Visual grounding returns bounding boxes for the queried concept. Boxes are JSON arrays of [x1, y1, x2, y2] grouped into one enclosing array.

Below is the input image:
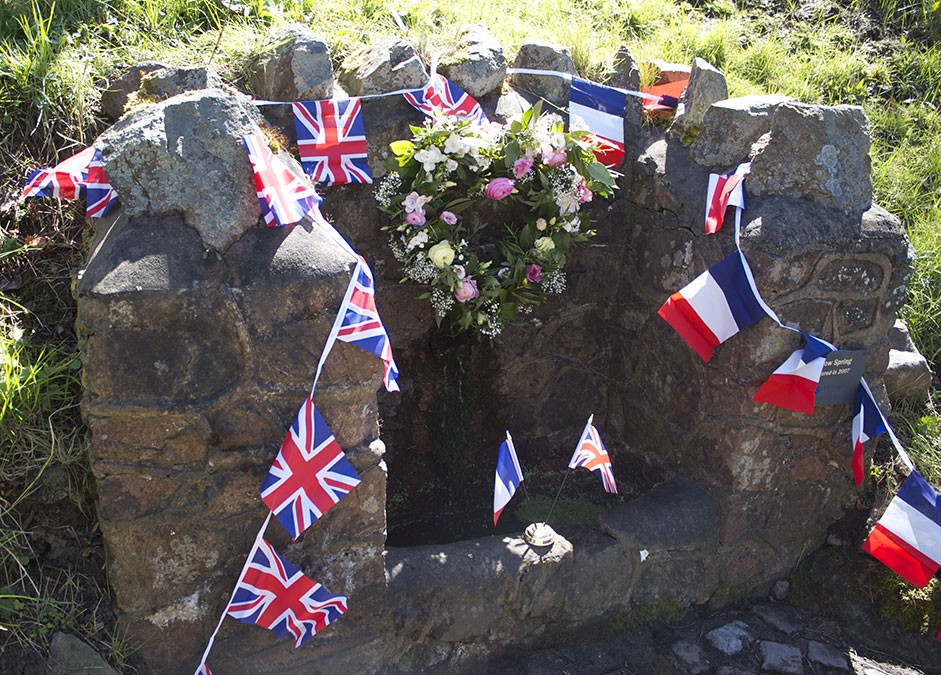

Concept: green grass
[[2, 0, 941, 666]]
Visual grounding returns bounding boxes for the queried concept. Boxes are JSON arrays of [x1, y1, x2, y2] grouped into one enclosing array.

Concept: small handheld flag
[[569, 415, 617, 494], [23, 145, 119, 218], [851, 384, 888, 488], [493, 431, 524, 525], [862, 470, 941, 587], [568, 77, 628, 168], [292, 99, 372, 186], [752, 333, 833, 415], [226, 537, 348, 647], [658, 252, 768, 362]]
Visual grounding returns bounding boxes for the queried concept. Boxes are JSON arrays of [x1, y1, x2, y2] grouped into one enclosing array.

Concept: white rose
[[535, 218, 548, 231], [534, 237, 555, 254], [428, 240, 456, 268]]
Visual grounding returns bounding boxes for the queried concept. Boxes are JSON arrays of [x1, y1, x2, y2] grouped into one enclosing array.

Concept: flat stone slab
[[759, 640, 804, 674], [807, 640, 849, 670], [706, 620, 753, 656]]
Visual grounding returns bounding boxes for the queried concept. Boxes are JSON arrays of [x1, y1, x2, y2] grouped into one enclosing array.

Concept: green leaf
[[586, 161, 615, 188], [390, 140, 414, 156]]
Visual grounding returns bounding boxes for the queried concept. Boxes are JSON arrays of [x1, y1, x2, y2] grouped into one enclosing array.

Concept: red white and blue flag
[[640, 78, 687, 110], [658, 252, 768, 362], [23, 145, 119, 218], [752, 333, 833, 415], [292, 99, 372, 186], [851, 384, 888, 488], [334, 256, 400, 392], [705, 163, 749, 234], [493, 431, 524, 526], [226, 537, 347, 647], [404, 73, 488, 125], [84, 147, 120, 218], [862, 470, 941, 587], [194, 662, 212, 675], [260, 397, 361, 540], [569, 415, 617, 494], [569, 77, 628, 168], [242, 134, 322, 227]]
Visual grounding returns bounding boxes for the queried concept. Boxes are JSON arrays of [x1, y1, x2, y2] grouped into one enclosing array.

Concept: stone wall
[[76, 25, 912, 673]]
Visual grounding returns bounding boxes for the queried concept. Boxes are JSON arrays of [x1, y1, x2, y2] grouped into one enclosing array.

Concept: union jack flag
[[404, 73, 488, 125], [23, 145, 119, 217], [568, 415, 617, 494], [84, 147, 119, 218], [226, 537, 347, 648], [261, 397, 361, 540], [335, 256, 400, 392], [194, 662, 212, 675], [292, 99, 372, 186], [242, 134, 322, 227]]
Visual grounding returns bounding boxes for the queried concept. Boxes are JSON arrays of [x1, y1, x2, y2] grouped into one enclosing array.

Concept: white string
[[194, 512, 272, 674]]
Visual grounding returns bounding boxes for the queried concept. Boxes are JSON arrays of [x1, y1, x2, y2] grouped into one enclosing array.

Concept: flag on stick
[[851, 384, 888, 488], [226, 537, 348, 647], [242, 134, 322, 227], [569, 77, 627, 168], [261, 397, 361, 540], [404, 73, 488, 125], [569, 415, 617, 494], [292, 99, 372, 186], [493, 431, 524, 525], [752, 333, 833, 414], [862, 470, 941, 587], [657, 252, 768, 362]]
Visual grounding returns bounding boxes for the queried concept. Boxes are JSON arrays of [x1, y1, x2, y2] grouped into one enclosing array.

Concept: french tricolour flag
[[493, 431, 523, 526], [658, 252, 768, 362], [851, 384, 887, 488], [705, 163, 749, 234], [862, 470, 941, 587], [752, 333, 832, 415], [569, 77, 628, 168]]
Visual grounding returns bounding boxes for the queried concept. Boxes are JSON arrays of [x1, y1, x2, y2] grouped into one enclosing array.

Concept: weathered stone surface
[[48, 631, 118, 675], [759, 640, 804, 674], [98, 90, 264, 251], [339, 37, 427, 96], [751, 604, 800, 636], [807, 640, 849, 670], [248, 23, 334, 102], [509, 40, 576, 107], [885, 348, 932, 403], [609, 46, 645, 136], [103, 63, 226, 121], [691, 94, 792, 167], [439, 24, 506, 98], [749, 102, 872, 215], [669, 57, 728, 141], [672, 640, 710, 674], [706, 620, 753, 655], [101, 63, 224, 121]]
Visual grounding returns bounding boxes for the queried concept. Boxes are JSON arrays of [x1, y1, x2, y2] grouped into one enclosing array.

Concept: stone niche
[[77, 31, 911, 675]]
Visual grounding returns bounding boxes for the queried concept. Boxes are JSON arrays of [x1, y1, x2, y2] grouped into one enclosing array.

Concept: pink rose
[[525, 264, 542, 284], [576, 182, 593, 203], [440, 210, 457, 225], [454, 277, 480, 303], [512, 156, 534, 178], [405, 210, 426, 227], [544, 147, 568, 167], [484, 177, 515, 200]]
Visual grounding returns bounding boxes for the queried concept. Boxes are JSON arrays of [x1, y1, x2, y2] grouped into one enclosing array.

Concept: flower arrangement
[[375, 102, 617, 338]]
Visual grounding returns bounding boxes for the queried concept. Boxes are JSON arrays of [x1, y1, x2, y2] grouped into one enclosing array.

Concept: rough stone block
[[691, 94, 792, 167], [339, 37, 427, 96], [248, 24, 335, 102], [439, 24, 507, 98], [509, 41, 576, 107]]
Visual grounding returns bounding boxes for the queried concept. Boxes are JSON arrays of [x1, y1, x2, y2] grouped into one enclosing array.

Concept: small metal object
[[523, 522, 557, 547]]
